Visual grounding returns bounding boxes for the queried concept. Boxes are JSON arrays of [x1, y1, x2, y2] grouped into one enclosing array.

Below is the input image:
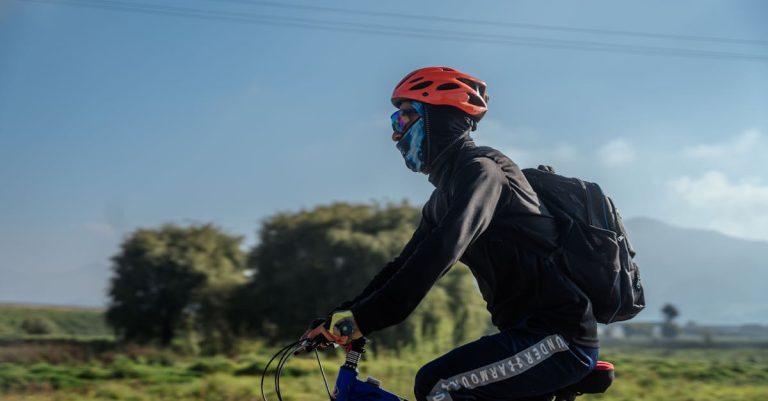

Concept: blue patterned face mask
[[395, 101, 426, 173]]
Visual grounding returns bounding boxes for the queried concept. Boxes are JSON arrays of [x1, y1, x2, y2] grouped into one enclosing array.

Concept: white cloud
[[598, 139, 635, 166], [475, 121, 768, 242], [473, 120, 582, 168], [668, 171, 768, 242], [683, 129, 764, 160]]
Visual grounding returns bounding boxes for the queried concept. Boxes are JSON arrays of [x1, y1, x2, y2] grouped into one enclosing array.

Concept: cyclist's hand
[[327, 310, 363, 346], [299, 318, 330, 348], [301, 310, 362, 348], [303, 324, 334, 343]]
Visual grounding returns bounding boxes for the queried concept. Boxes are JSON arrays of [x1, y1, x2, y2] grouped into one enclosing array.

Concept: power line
[[210, 0, 768, 47], [19, 0, 768, 62]]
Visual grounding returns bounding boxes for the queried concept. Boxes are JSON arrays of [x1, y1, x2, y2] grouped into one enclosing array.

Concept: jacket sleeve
[[351, 158, 505, 335]]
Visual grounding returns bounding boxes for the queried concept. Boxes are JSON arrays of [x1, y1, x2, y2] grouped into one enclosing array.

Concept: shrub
[[20, 317, 57, 335], [187, 356, 235, 375], [110, 355, 143, 379]]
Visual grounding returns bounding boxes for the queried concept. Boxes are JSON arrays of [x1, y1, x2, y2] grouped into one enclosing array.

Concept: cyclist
[[303, 67, 599, 401]]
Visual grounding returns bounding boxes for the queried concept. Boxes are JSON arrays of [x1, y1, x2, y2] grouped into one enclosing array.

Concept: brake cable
[[262, 340, 334, 401], [261, 341, 300, 401], [314, 348, 333, 401], [275, 343, 298, 401]]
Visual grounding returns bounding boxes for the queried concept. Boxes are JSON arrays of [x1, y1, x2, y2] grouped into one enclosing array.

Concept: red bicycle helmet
[[391, 67, 489, 121]]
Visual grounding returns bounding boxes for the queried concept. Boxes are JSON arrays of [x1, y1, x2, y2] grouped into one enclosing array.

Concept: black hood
[[422, 103, 475, 179]]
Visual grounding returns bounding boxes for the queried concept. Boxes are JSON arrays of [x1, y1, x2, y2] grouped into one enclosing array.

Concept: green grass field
[[2, 305, 767, 401], [1, 339, 767, 401], [0, 304, 111, 339]]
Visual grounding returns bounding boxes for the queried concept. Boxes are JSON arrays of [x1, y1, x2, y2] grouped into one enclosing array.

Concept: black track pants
[[413, 329, 598, 401]]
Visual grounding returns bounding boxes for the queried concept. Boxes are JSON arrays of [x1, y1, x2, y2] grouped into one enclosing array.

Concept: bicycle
[[261, 336, 615, 401]]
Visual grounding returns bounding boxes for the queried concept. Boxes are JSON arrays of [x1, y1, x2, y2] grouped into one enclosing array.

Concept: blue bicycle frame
[[332, 338, 407, 401]]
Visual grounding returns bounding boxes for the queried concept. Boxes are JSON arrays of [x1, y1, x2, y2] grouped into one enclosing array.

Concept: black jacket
[[349, 137, 598, 347]]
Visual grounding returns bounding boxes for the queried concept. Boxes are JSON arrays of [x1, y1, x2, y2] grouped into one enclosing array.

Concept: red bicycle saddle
[[511, 361, 616, 401], [556, 361, 615, 400]]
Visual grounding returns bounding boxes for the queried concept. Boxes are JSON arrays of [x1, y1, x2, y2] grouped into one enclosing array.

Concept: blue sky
[[0, 0, 766, 306]]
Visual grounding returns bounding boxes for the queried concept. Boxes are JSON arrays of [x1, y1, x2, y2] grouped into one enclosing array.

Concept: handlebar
[[294, 335, 334, 356], [294, 316, 358, 355], [263, 336, 370, 401]]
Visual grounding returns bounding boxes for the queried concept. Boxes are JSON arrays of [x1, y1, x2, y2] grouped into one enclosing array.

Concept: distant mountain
[[623, 217, 768, 325]]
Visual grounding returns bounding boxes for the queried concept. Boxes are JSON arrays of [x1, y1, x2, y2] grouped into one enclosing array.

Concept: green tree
[[234, 202, 490, 351], [106, 224, 246, 351], [661, 303, 681, 339]]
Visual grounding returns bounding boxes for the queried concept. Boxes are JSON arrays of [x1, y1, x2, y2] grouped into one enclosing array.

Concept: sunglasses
[[390, 109, 420, 134]]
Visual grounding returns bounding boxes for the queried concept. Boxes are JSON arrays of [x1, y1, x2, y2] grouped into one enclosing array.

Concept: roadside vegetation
[[3, 202, 767, 400], [0, 305, 110, 339], [1, 337, 767, 401]]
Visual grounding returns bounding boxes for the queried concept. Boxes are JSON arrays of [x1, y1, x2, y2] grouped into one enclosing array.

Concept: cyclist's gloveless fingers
[[306, 325, 337, 343]]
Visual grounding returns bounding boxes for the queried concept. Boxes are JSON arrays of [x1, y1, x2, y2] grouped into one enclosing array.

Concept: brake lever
[[294, 336, 335, 355]]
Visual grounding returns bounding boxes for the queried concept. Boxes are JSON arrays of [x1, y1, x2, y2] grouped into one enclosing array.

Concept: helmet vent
[[396, 72, 418, 88], [408, 77, 424, 84], [409, 81, 433, 90], [457, 78, 481, 93], [436, 83, 460, 91], [467, 93, 485, 107]]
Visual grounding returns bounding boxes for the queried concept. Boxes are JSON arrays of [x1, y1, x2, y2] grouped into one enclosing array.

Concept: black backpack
[[521, 165, 645, 324]]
